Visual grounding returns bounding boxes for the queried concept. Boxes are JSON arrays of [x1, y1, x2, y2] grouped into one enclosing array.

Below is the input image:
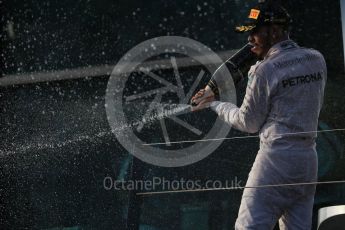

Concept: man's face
[[248, 25, 271, 59]]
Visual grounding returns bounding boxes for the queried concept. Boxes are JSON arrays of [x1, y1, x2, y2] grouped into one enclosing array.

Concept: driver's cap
[[235, 1, 291, 33]]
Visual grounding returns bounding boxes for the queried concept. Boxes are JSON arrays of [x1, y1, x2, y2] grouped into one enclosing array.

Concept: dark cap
[[235, 1, 292, 33]]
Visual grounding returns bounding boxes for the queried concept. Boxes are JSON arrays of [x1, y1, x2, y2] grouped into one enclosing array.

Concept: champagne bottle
[[192, 43, 257, 105]]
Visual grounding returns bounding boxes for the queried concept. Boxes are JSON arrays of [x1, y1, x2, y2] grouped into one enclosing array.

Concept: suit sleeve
[[210, 72, 270, 134]]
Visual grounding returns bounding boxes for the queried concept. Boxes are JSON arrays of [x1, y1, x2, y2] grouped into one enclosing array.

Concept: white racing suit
[[210, 40, 327, 229]]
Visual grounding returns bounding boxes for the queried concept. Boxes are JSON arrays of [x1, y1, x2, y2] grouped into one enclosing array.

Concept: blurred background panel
[[1, 0, 345, 230]]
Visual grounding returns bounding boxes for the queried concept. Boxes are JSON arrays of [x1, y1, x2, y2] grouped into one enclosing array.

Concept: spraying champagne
[[191, 43, 257, 107], [127, 43, 258, 123]]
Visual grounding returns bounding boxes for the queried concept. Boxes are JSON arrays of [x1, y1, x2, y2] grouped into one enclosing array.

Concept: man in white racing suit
[[191, 1, 327, 229]]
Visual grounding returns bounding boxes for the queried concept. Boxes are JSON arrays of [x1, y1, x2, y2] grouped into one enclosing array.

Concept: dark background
[[1, 0, 345, 229]]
